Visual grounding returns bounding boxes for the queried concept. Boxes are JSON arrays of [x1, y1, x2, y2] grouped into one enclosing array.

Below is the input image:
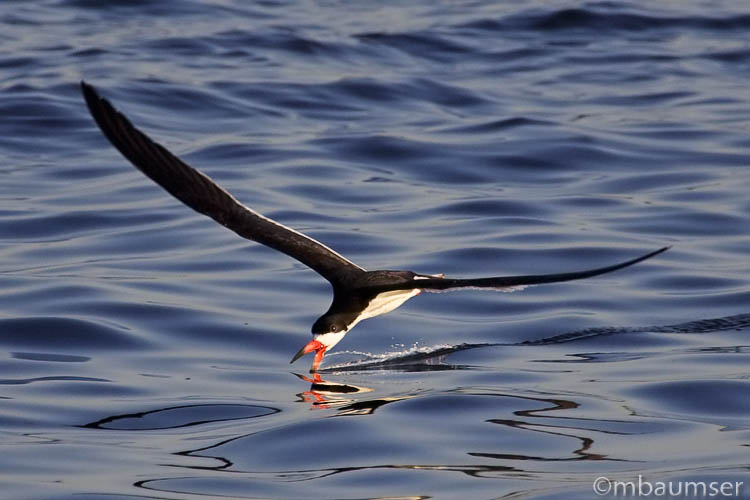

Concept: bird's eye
[[330, 325, 338, 332]]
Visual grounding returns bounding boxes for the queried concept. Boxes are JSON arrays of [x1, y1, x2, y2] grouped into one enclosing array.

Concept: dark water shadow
[[82, 403, 280, 430]]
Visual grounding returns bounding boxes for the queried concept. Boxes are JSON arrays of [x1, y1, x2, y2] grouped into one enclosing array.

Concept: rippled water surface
[[2, 1, 749, 499]]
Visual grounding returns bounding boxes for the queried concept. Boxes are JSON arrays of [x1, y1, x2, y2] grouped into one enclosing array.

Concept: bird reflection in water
[[294, 373, 413, 414]]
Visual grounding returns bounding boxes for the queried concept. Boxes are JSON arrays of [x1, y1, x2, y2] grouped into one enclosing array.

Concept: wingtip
[[80, 80, 100, 111], [637, 245, 670, 263], [80, 79, 93, 95]]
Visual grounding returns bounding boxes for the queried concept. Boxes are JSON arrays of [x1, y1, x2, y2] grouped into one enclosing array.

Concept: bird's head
[[290, 314, 351, 371]]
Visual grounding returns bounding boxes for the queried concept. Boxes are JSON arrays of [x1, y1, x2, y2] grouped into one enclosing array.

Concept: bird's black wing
[[380, 247, 669, 293], [81, 81, 365, 285]]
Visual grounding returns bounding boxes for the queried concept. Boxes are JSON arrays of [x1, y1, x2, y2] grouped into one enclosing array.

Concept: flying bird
[[81, 81, 668, 371]]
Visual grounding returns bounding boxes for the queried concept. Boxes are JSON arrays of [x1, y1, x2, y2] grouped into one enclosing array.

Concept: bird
[[80, 81, 669, 372]]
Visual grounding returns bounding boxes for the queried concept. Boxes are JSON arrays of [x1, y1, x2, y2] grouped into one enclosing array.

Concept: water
[[1, 1, 749, 499]]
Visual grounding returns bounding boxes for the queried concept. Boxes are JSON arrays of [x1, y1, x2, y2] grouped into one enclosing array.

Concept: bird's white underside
[[315, 288, 422, 350], [358, 288, 422, 322]]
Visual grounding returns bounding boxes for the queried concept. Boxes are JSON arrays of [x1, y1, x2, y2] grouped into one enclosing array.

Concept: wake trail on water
[[519, 313, 750, 346], [323, 313, 750, 372]]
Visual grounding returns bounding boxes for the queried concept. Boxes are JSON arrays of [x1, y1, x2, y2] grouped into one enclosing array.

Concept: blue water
[[1, 1, 749, 499]]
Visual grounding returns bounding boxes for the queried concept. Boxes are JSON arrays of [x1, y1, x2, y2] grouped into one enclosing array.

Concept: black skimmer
[[81, 81, 669, 372]]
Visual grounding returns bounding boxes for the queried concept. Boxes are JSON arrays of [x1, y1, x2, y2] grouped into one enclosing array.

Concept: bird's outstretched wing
[[383, 246, 669, 293], [81, 81, 365, 285]]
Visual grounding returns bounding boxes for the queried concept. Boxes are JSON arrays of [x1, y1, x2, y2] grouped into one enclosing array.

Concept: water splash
[[322, 342, 482, 372]]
